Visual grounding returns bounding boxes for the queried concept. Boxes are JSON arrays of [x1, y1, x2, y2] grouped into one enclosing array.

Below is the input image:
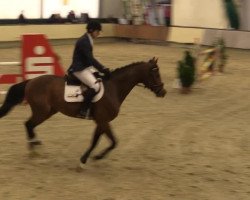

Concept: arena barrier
[[172, 37, 227, 90], [0, 34, 65, 94], [195, 37, 226, 81]]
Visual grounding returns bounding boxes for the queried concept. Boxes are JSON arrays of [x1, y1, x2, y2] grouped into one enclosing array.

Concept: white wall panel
[[0, 0, 40, 19], [99, 0, 123, 18], [172, 0, 228, 29], [0, 0, 99, 19], [43, 0, 99, 18]]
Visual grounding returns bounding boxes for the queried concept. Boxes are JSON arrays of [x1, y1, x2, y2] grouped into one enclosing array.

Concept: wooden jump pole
[[0, 62, 20, 66]]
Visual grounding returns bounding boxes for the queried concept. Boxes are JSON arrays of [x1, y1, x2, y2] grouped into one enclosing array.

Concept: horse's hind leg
[[93, 123, 117, 160], [25, 107, 56, 149]]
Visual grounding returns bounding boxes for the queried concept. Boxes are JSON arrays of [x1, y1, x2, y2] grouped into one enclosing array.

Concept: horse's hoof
[[28, 140, 42, 150], [76, 163, 85, 172], [93, 155, 103, 160], [79, 162, 85, 169], [29, 139, 42, 145]]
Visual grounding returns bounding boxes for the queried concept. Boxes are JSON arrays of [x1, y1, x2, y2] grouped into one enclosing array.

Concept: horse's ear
[[149, 57, 157, 63]]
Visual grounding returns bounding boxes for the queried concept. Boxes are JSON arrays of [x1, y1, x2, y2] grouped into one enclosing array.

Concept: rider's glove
[[101, 68, 111, 79]]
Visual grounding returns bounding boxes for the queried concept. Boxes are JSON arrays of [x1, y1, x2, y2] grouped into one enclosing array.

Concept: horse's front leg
[[80, 124, 103, 164], [93, 123, 117, 160]]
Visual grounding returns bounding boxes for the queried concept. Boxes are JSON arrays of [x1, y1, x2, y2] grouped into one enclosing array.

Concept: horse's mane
[[111, 61, 145, 75]]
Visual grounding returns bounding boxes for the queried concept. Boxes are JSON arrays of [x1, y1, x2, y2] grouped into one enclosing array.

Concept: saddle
[[64, 73, 104, 103], [64, 74, 82, 86]]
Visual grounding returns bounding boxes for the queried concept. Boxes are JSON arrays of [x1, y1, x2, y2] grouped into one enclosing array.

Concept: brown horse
[[0, 58, 166, 165]]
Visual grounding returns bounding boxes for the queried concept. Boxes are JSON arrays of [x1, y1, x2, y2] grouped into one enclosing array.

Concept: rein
[[136, 83, 163, 89]]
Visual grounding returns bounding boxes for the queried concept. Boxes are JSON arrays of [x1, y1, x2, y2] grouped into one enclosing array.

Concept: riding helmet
[[86, 21, 102, 32]]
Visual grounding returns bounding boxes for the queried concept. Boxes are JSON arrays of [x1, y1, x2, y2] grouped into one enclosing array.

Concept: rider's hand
[[101, 68, 111, 79]]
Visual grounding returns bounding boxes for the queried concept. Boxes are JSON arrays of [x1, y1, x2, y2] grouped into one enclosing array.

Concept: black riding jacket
[[67, 33, 105, 74]]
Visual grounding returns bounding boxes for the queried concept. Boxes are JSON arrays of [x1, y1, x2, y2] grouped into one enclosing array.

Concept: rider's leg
[[79, 88, 96, 116], [73, 67, 100, 117]]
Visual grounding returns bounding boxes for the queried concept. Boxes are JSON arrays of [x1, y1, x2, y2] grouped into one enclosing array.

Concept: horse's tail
[[0, 80, 29, 118]]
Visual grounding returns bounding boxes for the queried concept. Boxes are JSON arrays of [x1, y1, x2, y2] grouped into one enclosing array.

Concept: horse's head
[[143, 57, 167, 97]]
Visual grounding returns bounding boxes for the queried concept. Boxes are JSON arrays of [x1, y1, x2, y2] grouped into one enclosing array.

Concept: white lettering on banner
[[24, 57, 54, 79]]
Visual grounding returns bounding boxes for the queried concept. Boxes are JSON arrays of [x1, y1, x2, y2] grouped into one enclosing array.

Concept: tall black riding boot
[[78, 88, 96, 118]]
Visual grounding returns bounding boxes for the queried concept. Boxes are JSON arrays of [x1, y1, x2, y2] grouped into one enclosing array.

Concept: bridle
[[137, 67, 164, 95]]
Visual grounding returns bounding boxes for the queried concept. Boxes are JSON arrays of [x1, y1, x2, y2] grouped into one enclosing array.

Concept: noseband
[[136, 82, 164, 95], [149, 83, 164, 93], [136, 66, 164, 94]]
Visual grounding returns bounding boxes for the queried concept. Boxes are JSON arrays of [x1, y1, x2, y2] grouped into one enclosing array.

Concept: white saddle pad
[[64, 82, 104, 103]]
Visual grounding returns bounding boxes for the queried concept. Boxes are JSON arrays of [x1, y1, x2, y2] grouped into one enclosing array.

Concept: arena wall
[[0, 24, 115, 42], [168, 27, 204, 44], [114, 24, 168, 41], [1, 24, 250, 49]]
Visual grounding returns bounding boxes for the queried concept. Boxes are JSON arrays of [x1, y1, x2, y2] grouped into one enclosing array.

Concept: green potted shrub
[[177, 51, 196, 94]]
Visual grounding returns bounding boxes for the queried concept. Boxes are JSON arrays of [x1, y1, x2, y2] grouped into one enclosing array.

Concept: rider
[[67, 20, 110, 117]]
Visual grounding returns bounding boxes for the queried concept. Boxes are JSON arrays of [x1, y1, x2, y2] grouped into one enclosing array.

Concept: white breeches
[[73, 67, 100, 92]]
